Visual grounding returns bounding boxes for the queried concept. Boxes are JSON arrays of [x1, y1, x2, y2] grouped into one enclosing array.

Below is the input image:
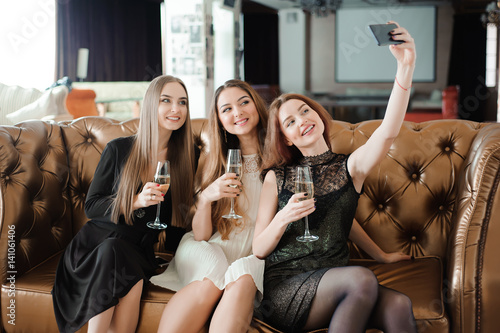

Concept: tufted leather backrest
[[0, 121, 72, 281], [1, 116, 498, 284], [328, 120, 491, 262]]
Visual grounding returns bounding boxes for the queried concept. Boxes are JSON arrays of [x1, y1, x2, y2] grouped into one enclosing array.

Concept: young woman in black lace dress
[[253, 22, 417, 333]]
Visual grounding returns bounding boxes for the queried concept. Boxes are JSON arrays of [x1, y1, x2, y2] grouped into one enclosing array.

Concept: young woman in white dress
[[151, 79, 269, 333]]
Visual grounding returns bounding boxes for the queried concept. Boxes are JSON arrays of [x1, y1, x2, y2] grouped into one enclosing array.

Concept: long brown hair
[[262, 93, 332, 171], [200, 79, 268, 239], [111, 75, 196, 231]]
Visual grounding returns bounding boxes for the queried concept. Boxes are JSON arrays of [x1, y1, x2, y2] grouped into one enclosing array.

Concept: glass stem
[[230, 198, 235, 213], [154, 202, 161, 224], [304, 216, 311, 237]]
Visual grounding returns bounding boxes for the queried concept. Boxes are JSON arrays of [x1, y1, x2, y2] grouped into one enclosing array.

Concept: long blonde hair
[[111, 75, 196, 231], [200, 79, 268, 239]]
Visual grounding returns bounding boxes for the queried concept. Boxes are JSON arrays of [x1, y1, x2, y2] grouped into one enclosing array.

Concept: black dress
[[258, 151, 361, 333], [52, 136, 188, 333]]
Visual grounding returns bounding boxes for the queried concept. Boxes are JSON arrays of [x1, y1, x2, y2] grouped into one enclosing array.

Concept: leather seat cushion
[[351, 256, 449, 333]]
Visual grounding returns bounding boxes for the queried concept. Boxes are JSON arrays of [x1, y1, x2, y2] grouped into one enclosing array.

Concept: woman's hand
[[198, 173, 242, 204], [274, 193, 316, 227], [133, 182, 165, 209], [377, 251, 412, 264], [388, 21, 416, 68]]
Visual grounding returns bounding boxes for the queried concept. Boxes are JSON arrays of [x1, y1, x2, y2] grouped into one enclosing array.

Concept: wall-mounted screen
[[335, 6, 436, 83]]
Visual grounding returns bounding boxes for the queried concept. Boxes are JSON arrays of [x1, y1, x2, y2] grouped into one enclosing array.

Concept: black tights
[[303, 266, 416, 333]]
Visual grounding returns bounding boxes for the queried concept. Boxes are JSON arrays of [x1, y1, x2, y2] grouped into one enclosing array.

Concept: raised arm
[[348, 22, 416, 192], [253, 171, 315, 259]]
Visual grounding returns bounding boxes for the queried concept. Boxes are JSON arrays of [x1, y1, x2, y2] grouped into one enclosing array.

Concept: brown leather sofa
[[1, 116, 499, 333]]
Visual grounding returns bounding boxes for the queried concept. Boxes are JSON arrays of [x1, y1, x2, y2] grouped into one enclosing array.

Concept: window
[[0, 0, 56, 90], [485, 23, 497, 88]]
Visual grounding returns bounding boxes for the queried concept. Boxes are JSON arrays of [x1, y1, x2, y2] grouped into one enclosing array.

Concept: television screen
[[335, 6, 436, 83]]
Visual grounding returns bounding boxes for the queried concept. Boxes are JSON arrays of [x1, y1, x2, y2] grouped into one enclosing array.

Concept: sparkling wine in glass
[[222, 149, 243, 219], [295, 165, 319, 242], [147, 161, 170, 229]]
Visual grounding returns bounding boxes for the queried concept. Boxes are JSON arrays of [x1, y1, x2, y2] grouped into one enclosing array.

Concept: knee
[[350, 267, 378, 301], [388, 292, 413, 316], [198, 279, 224, 302], [354, 267, 378, 292], [226, 275, 256, 294]]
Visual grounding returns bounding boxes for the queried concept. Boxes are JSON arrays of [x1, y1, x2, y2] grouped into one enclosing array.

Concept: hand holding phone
[[368, 23, 404, 46]]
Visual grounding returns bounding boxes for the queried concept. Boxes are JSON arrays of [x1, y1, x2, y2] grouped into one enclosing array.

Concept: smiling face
[[278, 98, 326, 152], [217, 87, 260, 138], [157, 82, 188, 134]]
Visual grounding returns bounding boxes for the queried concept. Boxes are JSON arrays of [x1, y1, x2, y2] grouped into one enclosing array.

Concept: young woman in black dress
[[253, 22, 417, 333], [52, 75, 197, 333]]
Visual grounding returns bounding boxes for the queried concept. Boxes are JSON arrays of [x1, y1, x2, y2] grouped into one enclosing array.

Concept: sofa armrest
[[447, 123, 500, 333]]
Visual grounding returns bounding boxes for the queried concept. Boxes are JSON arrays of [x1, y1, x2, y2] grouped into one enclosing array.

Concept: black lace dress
[[258, 150, 361, 333]]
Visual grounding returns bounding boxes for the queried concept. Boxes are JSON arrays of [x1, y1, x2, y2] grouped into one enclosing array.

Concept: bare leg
[[368, 285, 417, 333], [210, 274, 257, 333], [88, 306, 115, 333], [109, 279, 144, 333], [302, 266, 379, 333], [157, 279, 223, 333]]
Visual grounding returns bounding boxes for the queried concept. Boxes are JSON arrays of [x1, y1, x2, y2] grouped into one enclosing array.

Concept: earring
[[224, 129, 227, 143]]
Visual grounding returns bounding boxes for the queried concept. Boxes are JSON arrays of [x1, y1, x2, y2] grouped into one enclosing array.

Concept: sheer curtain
[[56, 0, 163, 82]]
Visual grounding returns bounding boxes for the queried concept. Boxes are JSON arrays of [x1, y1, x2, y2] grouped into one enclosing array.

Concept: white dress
[[150, 154, 265, 300]]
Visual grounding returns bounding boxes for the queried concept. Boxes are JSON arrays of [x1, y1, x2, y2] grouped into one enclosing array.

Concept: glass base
[[147, 221, 168, 229], [222, 213, 243, 219], [296, 234, 319, 242]]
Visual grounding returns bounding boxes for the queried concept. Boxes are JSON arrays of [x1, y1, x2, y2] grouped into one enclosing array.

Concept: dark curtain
[[56, 0, 163, 82], [242, 2, 279, 86], [447, 13, 489, 122]]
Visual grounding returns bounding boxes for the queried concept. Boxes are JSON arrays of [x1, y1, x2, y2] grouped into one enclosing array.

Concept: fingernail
[[314, 198, 317, 202], [161, 193, 165, 196], [240, 189, 242, 192], [236, 194, 240, 196], [156, 184, 160, 187], [236, 173, 239, 177], [304, 193, 308, 196]]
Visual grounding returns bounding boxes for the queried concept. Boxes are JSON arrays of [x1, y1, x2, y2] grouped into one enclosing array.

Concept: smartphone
[[368, 23, 404, 46]]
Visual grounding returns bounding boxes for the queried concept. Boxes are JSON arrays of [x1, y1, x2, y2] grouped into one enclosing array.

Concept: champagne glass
[[295, 165, 319, 242], [222, 149, 243, 219], [147, 161, 170, 229]]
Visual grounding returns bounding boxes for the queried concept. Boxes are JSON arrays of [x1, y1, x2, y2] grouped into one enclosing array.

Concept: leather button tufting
[[5, 176, 9, 180], [87, 138, 92, 143], [378, 204, 384, 210], [411, 173, 418, 179], [445, 147, 451, 152], [439, 205, 444, 211], [411, 236, 417, 241]]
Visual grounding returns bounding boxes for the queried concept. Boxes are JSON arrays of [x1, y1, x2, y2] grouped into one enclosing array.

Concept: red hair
[[262, 93, 333, 171]]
